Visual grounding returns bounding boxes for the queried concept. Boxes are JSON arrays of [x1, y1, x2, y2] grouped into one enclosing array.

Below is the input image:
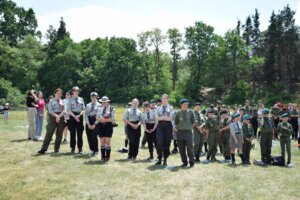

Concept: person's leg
[[286, 138, 291, 164], [127, 125, 134, 158], [211, 133, 218, 160], [186, 131, 194, 165], [105, 137, 112, 161], [100, 137, 105, 160], [28, 108, 36, 139], [266, 134, 272, 163], [177, 131, 187, 164], [35, 113, 40, 139], [207, 134, 213, 160], [164, 122, 173, 161], [193, 129, 200, 160], [92, 128, 99, 154], [134, 126, 141, 158], [77, 116, 84, 152], [155, 123, 164, 163], [69, 117, 76, 152], [40, 118, 57, 152], [54, 119, 64, 152], [224, 132, 231, 160], [86, 124, 94, 152], [280, 138, 285, 163], [260, 133, 267, 162], [230, 148, 236, 164], [63, 126, 68, 141]]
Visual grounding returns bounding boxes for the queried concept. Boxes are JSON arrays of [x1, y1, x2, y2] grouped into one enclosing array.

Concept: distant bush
[[0, 78, 24, 106], [224, 80, 250, 105]]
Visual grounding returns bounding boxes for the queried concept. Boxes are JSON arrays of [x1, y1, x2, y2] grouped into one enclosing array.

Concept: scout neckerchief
[[102, 106, 107, 116], [236, 122, 240, 133], [147, 110, 150, 121], [162, 105, 166, 115]]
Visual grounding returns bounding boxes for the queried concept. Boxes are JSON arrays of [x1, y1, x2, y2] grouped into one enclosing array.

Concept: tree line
[[0, 0, 299, 106]]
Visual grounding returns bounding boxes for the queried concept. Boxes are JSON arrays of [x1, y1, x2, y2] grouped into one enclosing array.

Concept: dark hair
[[36, 91, 43, 97], [143, 101, 150, 108], [54, 88, 63, 94], [46, 95, 54, 103]]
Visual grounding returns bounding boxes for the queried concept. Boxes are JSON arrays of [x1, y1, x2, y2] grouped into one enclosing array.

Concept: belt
[[55, 112, 62, 115]]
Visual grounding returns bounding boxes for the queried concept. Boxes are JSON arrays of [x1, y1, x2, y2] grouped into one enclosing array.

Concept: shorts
[[3, 111, 9, 117], [97, 122, 113, 138]]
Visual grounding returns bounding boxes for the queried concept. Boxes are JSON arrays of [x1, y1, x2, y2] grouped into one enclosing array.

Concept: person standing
[[32, 91, 45, 141], [193, 102, 205, 162], [85, 92, 101, 156], [96, 96, 116, 162], [242, 114, 254, 164], [175, 99, 195, 168], [38, 88, 66, 154], [243, 100, 252, 116], [123, 102, 132, 149], [203, 109, 220, 163], [142, 101, 158, 160], [124, 98, 142, 160], [229, 113, 245, 165], [62, 91, 71, 144], [26, 90, 37, 140], [259, 108, 275, 164], [3, 103, 10, 124], [219, 110, 231, 163], [277, 113, 293, 167], [155, 94, 174, 166], [251, 104, 259, 138], [67, 86, 85, 154], [290, 104, 299, 141]]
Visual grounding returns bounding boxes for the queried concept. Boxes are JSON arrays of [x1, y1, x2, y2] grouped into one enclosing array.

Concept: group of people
[[0, 102, 10, 123], [24, 87, 298, 168]]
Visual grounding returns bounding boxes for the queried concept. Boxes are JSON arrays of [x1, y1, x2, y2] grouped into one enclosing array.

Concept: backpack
[[271, 156, 285, 166]]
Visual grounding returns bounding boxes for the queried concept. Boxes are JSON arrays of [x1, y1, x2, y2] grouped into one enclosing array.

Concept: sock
[[174, 140, 178, 149], [204, 142, 208, 152], [231, 154, 235, 163], [125, 139, 128, 148], [106, 146, 111, 160], [239, 154, 245, 162], [101, 146, 105, 159]]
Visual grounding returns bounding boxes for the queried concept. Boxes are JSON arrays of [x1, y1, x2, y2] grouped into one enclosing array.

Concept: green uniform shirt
[[252, 108, 258, 118], [243, 106, 252, 116], [242, 123, 254, 138], [220, 118, 230, 134], [194, 110, 205, 126], [277, 122, 293, 138], [175, 109, 195, 130], [271, 107, 281, 117], [290, 109, 299, 119], [260, 117, 274, 134], [205, 117, 219, 133]]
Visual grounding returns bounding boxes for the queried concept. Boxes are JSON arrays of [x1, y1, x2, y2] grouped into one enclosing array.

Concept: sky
[[13, 0, 300, 43]]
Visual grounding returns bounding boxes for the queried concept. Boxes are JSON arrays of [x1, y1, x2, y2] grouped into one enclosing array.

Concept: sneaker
[[200, 152, 206, 157], [171, 149, 178, 154], [163, 160, 167, 166], [54, 151, 59, 155], [155, 160, 162, 165], [78, 150, 83, 155], [147, 157, 154, 161], [38, 150, 45, 155], [62, 139, 68, 144], [287, 163, 293, 168], [224, 159, 232, 163], [93, 152, 99, 157], [89, 151, 94, 156], [71, 149, 75, 154], [194, 158, 200, 162], [211, 158, 218, 162], [202, 160, 209, 164], [190, 162, 195, 168], [127, 156, 133, 160], [180, 163, 188, 167]]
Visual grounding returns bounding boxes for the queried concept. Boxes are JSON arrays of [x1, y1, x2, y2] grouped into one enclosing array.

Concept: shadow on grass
[[83, 160, 106, 165], [114, 158, 132, 163], [10, 139, 30, 142], [132, 159, 153, 164], [73, 154, 91, 159], [146, 165, 167, 171]]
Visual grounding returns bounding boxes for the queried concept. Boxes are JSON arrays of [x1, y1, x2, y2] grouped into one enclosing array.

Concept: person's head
[[131, 98, 139, 108], [36, 91, 43, 99], [161, 94, 169, 105], [90, 92, 98, 103], [54, 88, 63, 99], [143, 101, 150, 111], [245, 100, 250, 106], [207, 109, 214, 118], [243, 114, 250, 124], [262, 108, 270, 117], [193, 102, 201, 111], [47, 95, 54, 103], [5, 103, 9, 107], [27, 90, 35, 97], [292, 103, 297, 109], [220, 110, 228, 119], [252, 104, 257, 109], [72, 86, 80, 97], [65, 91, 71, 99], [99, 96, 110, 107], [156, 99, 162, 106], [281, 113, 289, 123], [239, 108, 245, 116], [217, 100, 222, 107], [126, 102, 132, 109], [232, 113, 240, 122], [180, 99, 189, 110], [150, 100, 156, 109]]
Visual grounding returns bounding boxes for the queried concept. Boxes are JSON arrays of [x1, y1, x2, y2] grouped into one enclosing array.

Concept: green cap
[[243, 114, 250, 121], [180, 99, 189, 104], [281, 113, 289, 118]]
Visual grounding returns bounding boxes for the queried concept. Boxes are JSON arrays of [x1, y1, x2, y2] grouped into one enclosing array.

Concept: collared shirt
[[290, 109, 299, 118], [205, 117, 219, 133], [244, 106, 253, 116], [85, 102, 101, 125], [142, 109, 157, 124], [229, 121, 243, 136], [260, 117, 274, 133], [123, 107, 142, 122], [277, 122, 293, 137], [155, 104, 174, 119], [220, 117, 230, 134], [96, 105, 116, 124], [48, 98, 64, 114], [175, 109, 195, 130], [194, 110, 205, 126], [252, 108, 258, 118], [242, 123, 254, 138], [67, 97, 85, 113]]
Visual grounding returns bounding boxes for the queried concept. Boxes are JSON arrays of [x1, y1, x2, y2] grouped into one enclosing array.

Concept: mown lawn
[[0, 110, 299, 200]]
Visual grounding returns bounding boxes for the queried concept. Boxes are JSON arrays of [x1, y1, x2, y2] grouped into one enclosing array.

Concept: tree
[[167, 28, 183, 91]]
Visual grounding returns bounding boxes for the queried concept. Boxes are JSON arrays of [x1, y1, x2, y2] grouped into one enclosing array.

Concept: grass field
[[0, 109, 299, 200]]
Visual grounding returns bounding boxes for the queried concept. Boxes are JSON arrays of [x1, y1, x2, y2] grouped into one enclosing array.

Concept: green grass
[[0, 110, 299, 200]]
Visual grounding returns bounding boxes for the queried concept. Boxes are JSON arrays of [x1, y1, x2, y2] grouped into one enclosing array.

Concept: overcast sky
[[14, 0, 300, 42]]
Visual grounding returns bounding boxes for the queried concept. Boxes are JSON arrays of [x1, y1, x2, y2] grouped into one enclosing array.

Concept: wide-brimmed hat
[[99, 96, 110, 103], [90, 92, 98, 97]]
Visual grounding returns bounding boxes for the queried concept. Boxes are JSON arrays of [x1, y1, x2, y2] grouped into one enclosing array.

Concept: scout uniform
[[171, 110, 178, 154], [290, 107, 299, 140], [259, 108, 275, 164], [242, 114, 254, 164], [204, 109, 219, 162], [193, 102, 205, 161], [201, 109, 208, 153], [229, 113, 245, 164], [155, 103, 174, 165], [67, 92, 85, 153], [251, 104, 258, 137], [142, 106, 157, 160], [96, 96, 116, 161], [124, 106, 142, 159], [85, 92, 101, 156], [277, 113, 293, 166], [175, 99, 195, 167], [219, 110, 231, 162], [38, 98, 66, 154]]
